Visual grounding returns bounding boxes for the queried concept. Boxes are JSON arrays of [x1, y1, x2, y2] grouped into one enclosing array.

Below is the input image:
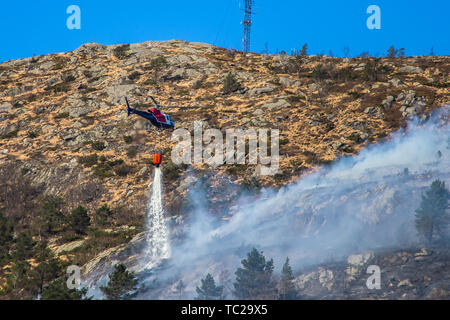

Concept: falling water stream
[[143, 167, 170, 268]]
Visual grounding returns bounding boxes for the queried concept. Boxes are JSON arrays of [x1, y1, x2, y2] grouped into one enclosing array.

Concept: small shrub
[[424, 81, 449, 89], [88, 76, 101, 83], [60, 232, 83, 243], [93, 163, 114, 179], [333, 67, 358, 82], [128, 72, 141, 81], [342, 146, 354, 153], [274, 172, 289, 184], [177, 89, 189, 96], [107, 159, 124, 167], [2, 130, 19, 139], [27, 94, 37, 102], [163, 161, 187, 180], [225, 165, 247, 176], [27, 131, 39, 139], [348, 133, 362, 143], [126, 146, 138, 158], [83, 87, 98, 93], [311, 64, 330, 81], [240, 177, 261, 194], [45, 83, 70, 93], [113, 44, 130, 59], [222, 72, 241, 94], [268, 77, 281, 86], [192, 78, 204, 90], [363, 59, 390, 82], [143, 78, 156, 86], [91, 140, 106, 151], [348, 91, 363, 99], [148, 56, 168, 70], [287, 95, 305, 103], [386, 45, 405, 58], [52, 57, 66, 70], [31, 151, 42, 159], [123, 135, 133, 144], [64, 74, 76, 83], [78, 154, 98, 167], [55, 112, 70, 119], [274, 55, 305, 75], [114, 164, 131, 177]]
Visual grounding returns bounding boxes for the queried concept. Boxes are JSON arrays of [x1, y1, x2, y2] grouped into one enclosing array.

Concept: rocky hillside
[[294, 247, 450, 300], [0, 40, 448, 299]]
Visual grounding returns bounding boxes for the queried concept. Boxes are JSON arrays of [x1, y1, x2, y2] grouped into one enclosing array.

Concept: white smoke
[[137, 106, 450, 299]]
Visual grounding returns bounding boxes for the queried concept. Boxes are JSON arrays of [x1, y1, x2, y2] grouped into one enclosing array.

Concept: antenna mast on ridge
[[242, 0, 253, 53]]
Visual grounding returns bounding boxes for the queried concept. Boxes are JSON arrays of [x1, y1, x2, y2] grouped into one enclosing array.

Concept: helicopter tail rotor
[[125, 97, 132, 116]]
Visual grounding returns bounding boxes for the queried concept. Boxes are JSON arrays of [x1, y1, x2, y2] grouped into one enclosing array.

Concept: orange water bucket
[[153, 154, 162, 167]]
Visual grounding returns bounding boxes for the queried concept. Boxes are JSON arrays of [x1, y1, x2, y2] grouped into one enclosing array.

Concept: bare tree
[[342, 46, 350, 58]]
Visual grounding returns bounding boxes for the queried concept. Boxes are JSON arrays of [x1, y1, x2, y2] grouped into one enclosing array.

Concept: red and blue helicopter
[[126, 96, 196, 167], [125, 96, 175, 130]]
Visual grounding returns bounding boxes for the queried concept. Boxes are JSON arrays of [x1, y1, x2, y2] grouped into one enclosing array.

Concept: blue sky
[[0, 0, 449, 62]]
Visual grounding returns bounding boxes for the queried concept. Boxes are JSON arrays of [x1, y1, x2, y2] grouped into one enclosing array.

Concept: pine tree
[[0, 210, 13, 262], [94, 204, 113, 227], [415, 179, 450, 243], [149, 56, 168, 83], [279, 257, 298, 300], [68, 206, 91, 235], [13, 232, 34, 261], [300, 43, 308, 56], [175, 280, 186, 299], [41, 278, 90, 300], [29, 241, 63, 295], [100, 264, 138, 300], [38, 195, 65, 235], [233, 248, 276, 299], [195, 273, 224, 300], [5, 260, 31, 292]]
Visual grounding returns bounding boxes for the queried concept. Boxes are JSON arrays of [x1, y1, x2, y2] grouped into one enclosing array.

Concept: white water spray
[[144, 167, 170, 268]]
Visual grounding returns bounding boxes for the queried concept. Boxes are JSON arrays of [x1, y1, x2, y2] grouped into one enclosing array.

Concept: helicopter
[[125, 96, 175, 129], [125, 96, 185, 167]]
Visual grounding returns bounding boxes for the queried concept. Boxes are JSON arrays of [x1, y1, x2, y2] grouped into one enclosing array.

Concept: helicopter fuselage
[[125, 97, 175, 129]]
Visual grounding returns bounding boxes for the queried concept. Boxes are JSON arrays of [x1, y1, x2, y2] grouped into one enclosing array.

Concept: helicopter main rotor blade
[[149, 96, 159, 107], [146, 96, 213, 110], [160, 105, 212, 109]]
